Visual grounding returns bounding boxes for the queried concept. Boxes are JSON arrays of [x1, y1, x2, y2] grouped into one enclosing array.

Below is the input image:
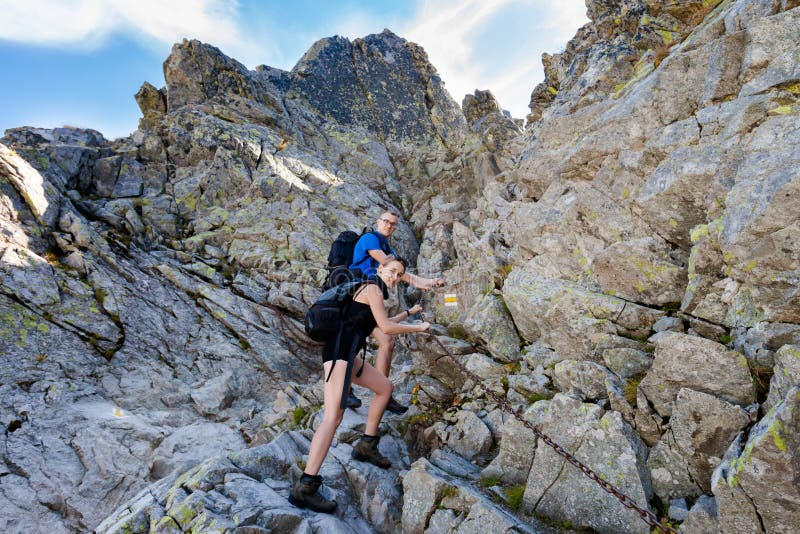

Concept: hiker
[[347, 210, 445, 413], [290, 258, 430, 513]]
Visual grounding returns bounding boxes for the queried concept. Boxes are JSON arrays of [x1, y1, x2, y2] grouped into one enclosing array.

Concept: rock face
[[639, 332, 756, 417], [521, 395, 653, 534], [3, 1, 800, 533], [712, 386, 800, 533]]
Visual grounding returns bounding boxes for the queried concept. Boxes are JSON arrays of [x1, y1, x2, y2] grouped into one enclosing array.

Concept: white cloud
[[0, 0, 268, 66], [400, 0, 588, 119], [0, 0, 589, 121]]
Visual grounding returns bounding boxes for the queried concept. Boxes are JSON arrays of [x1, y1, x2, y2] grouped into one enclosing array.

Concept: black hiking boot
[[385, 395, 408, 415], [345, 388, 362, 409], [288, 473, 337, 514], [351, 434, 392, 469]]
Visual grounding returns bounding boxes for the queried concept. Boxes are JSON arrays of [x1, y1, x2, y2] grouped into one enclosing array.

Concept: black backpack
[[305, 279, 378, 408], [304, 280, 365, 342], [323, 231, 362, 290], [322, 229, 392, 290]]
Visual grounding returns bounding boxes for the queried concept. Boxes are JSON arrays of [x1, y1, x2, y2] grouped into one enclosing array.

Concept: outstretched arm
[[389, 304, 423, 323], [364, 286, 429, 334], [400, 272, 446, 291]]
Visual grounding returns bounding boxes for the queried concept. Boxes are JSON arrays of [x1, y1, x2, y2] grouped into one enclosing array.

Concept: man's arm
[[366, 247, 444, 290], [400, 271, 445, 291], [367, 249, 395, 266]]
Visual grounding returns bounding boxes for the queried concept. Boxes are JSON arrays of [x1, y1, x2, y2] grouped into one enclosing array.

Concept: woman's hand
[[416, 321, 431, 332], [408, 304, 423, 315]]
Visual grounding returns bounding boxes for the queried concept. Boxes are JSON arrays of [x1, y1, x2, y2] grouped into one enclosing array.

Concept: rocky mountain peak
[[159, 31, 468, 150], [2, 2, 800, 533], [287, 29, 468, 146]]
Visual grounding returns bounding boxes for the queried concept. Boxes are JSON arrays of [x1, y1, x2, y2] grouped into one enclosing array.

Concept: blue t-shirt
[[350, 231, 396, 277]]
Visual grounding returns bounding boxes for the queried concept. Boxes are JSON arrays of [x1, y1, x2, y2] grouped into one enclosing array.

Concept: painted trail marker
[[444, 294, 458, 307]]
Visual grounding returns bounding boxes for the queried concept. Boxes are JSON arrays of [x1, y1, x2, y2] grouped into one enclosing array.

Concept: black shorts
[[321, 329, 367, 364]]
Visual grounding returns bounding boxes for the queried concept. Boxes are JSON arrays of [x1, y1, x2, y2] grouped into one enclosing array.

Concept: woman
[[289, 257, 430, 513]]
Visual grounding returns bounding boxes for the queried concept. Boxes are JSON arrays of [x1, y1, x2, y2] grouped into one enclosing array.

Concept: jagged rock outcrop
[[2, 1, 800, 533], [712, 386, 800, 533]]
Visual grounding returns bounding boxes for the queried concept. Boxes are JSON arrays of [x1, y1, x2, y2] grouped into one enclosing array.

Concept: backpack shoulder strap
[[352, 279, 376, 302]]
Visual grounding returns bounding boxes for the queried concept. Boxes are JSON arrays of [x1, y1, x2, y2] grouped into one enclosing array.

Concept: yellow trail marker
[[444, 294, 458, 307], [113, 408, 124, 418]]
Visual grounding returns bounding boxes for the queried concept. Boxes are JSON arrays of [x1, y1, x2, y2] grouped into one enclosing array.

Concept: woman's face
[[378, 260, 405, 288]]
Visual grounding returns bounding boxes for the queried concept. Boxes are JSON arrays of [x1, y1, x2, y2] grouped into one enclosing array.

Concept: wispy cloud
[[0, 0, 269, 66], [0, 0, 588, 122], [400, 0, 588, 119]]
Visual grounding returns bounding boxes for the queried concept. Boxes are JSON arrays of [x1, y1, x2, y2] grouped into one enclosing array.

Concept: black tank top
[[321, 278, 388, 363]]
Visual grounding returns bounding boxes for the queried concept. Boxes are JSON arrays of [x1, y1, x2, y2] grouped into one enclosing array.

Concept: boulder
[[764, 344, 800, 412], [639, 332, 755, 417], [503, 272, 663, 361], [602, 347, 653, 379], [679, 495, 719, 534], [149, 421, 245, 479], [647, 388, 749, 501], [592, 237, 687, 306], [712, 386, 800, 533], [435, 410, 493, 461], [553, 359, 614, 401], [0, 142, 63, 228], [190, 373, 236, 416], [521, 394, 652, 534], [460, 292, 521, 363], [670, 389, 750, 491], [401, 456, 545, 534], [480, 403, 542, 485]]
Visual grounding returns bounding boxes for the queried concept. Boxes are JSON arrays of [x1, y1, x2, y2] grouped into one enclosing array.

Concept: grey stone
[[436, 410, 493, 461], [401, 458, 546, 534], [679, 495, 719, 534], [765, 344, 800, 412], [503, 272, 663, 361], [481, 402, 542, 485], [111, 158, 144, 198], [602, 347, 653, 379], [713, 386, 800, 533], [92, 156, 122, 197], [670, 389, 750, 492], [190, 373, 236, 416], [149, 422, 245, 479], [553, 359, 614, 400], [592, 237, 687, 306], [521, 394, 652, 534], [639, 332, 756, 417], [648, 431, 702, 501], [669, 498, 689, 522], [653, 316, 684, 333], [460, 293, 521, 362]]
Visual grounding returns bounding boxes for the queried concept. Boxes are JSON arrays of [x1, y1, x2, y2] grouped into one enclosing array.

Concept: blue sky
[[0, 1, 588, 140]]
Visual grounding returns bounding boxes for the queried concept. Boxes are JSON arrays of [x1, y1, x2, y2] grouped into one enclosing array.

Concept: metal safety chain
[[424, 333, 678, 534]]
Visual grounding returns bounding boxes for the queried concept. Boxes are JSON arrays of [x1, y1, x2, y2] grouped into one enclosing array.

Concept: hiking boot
[[345, 388, 362, 409], [288, 473, 337, 514], [385, 395, 408, 415], [351, 434, 392, 469]]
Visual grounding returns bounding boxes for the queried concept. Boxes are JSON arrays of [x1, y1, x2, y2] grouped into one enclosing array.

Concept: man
[[349, 210, 445, 413]]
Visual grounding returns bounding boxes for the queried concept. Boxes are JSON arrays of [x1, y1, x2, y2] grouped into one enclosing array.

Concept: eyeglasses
[[379, 218, 398, 227]]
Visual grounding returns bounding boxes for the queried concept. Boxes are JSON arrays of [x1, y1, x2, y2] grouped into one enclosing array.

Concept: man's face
[[376, 213, 399, 237]]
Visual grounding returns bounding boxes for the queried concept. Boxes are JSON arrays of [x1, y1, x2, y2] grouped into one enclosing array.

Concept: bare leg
[[351, 358, 392, 436], [304, 361, 347, 476], [372, 326, 395, 378]]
